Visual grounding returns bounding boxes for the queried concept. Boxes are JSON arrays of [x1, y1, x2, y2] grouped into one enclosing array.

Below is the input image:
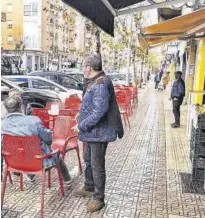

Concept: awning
[[142, 8, 205, 47], [62, 0, 144, 36]]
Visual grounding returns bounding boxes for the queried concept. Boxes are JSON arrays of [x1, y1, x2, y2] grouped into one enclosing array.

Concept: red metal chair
[[1, 135, 64, 218], [121, 87, 133, 115], [32, 108, 53, 129], [59, 109, 76, 117], [59, 110, 86, 156], [116, 93, 131, 129], [51, 116, 82, 174], [132, 87, 138, 108], [65, 103, 81, 112], [65, 96, 81, 108]]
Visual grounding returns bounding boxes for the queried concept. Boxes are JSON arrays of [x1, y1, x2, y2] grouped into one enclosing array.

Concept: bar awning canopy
[[62, 0, 144, 36], [141, 8, 205, 47]]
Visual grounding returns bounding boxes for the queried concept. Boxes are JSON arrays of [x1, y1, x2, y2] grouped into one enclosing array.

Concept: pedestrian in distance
[[154, 72, 161, 89], [162, 72, 169, 89]]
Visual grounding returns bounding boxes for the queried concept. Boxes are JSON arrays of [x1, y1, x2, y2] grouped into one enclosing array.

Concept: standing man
[[73, 55, 124, 212], [170, 71, 185, 128]]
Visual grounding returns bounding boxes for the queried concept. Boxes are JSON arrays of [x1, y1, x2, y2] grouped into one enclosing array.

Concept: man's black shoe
[[171, 123, 180, 128]]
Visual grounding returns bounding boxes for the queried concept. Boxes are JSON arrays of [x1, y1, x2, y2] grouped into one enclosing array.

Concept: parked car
[[1, 55, 22, 76], [108, 73, 128, 86], [4, 75, 82, 102], [64, 70, 85, 84], [1, 77, 61, 112], [29, 71, 84, 90]]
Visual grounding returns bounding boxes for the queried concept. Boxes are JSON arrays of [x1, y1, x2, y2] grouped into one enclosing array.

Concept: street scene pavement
[[2, 84, 205, 218]]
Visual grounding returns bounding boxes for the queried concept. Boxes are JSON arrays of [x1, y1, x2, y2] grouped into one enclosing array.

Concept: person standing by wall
[[170, 71, 185, 128]]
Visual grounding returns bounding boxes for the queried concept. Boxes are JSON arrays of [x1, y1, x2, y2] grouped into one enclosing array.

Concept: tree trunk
[[95, 30, 101, 56]]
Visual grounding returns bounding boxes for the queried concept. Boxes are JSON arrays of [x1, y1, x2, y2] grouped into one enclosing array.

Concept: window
[[60, 76, 78, 89], [45, 75, 58, 83], [7, 4, 12, 13], [7, 36, 12, 44], [31, 79, 60, 91], [24, 5, 31, 16], [24, 3, 38, 16], [7, 20, 12, 29], [32, 3, 38, 16], [9, 78, 29, 88]]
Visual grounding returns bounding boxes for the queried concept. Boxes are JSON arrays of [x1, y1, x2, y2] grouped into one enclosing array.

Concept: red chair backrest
[[65, 96, 81, 106], [53, 116, 76, 140], [32, 108, 50, 128], [45, 102, 64, 110], [65, 103, 81, 111], [2, 135, 42, 172], [116, 91, 130, 105], [59, 109, 76, 118]]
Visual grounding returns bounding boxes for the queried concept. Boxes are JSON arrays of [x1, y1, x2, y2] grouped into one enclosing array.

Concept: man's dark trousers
[[84, 142, 108, 201], [173, 99, 183, 124], [155, 82, 159, 89]]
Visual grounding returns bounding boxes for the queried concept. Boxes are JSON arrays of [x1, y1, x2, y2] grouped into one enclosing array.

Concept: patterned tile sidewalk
[[2, 84, 205, 218]]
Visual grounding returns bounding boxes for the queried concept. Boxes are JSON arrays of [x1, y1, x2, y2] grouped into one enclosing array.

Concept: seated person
[[1, 88, 31, 121], [1, 96, 73, 184]]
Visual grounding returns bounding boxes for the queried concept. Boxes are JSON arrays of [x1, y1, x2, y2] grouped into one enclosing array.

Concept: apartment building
[[1, 0, 24, 52], [1, 0, 86, 71]]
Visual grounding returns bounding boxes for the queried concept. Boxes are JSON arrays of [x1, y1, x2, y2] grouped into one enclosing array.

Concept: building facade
[[1, 0, 86, 71], [1, 0, 24, 53]]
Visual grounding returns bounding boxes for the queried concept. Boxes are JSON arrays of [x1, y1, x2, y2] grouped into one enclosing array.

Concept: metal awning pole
[[117, 0, 194, 16], [101, 0, 117, 16]]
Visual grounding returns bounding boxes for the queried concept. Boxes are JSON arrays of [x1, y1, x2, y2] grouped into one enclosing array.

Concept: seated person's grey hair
[[4, 96, 22, 114]]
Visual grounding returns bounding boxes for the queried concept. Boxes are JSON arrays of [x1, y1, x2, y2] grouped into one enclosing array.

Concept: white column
[[22, 53, 27, 69], [59, 55, 62, 70], [38, 56, 40, 70], [46, 53, 49, 70], [32, 53, 35, 71]]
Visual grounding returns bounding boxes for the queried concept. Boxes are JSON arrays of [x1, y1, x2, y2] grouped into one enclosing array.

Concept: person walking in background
[[170, 71, 185, 128], [147, 71, 151, 81], [162, 72, 169, 89], [154, 72, 160, 89], [72, 54, 124, 212]]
